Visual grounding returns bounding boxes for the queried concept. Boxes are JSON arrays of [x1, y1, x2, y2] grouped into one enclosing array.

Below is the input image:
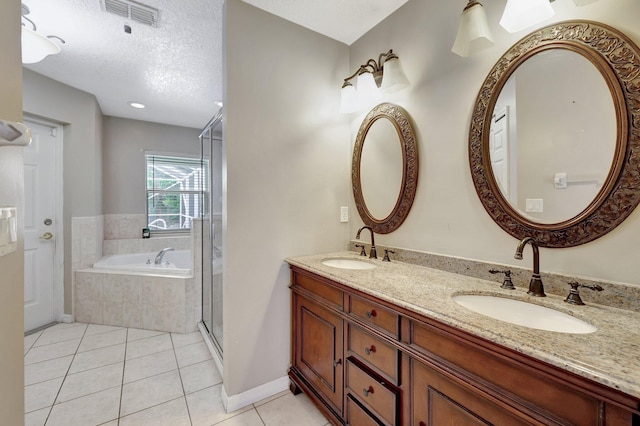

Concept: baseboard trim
[[222, 375, 290, 412], [60, 314, 73, 323]]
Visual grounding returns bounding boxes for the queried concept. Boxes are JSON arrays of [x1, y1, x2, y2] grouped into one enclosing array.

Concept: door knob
[[40, 232, 53, 240]]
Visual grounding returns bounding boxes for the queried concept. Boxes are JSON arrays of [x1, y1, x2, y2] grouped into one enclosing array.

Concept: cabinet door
[[295, 295, 344, 415], [412, 360, 536, 426]]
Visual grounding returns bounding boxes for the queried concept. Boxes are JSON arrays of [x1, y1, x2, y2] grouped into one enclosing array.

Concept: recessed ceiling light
[[215, 100, 223, 107], [128, 101, 145, 109]]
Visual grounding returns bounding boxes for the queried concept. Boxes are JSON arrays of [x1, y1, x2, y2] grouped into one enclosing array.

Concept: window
[[146, 154, 208, 231]]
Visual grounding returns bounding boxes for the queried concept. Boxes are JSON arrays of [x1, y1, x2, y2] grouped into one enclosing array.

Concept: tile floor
[[24, 322, 330, 426]]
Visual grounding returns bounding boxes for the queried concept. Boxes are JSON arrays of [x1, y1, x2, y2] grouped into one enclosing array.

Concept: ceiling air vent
[[100, 0, 159, 27]]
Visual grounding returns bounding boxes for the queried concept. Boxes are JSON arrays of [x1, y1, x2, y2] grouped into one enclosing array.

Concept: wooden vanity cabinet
[[289, 266, 640, 426]]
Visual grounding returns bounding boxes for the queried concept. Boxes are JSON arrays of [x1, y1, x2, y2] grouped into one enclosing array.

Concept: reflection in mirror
[[352, 103, 418, 234], [360, 117, 404, 220], [490, 49, 616, 224]]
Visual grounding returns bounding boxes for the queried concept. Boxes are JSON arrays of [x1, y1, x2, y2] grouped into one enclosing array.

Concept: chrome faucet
[[154, 247, 174, 265], [514, 237, 545, 297], [356, 226, 377, 259]]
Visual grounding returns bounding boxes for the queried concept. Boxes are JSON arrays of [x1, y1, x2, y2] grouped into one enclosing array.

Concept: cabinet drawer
[[294, 271, 343, 309], [346, 396, 383, 426], [346, 359, 398, 426], [349, 296, 398, 337], [348, 324, 398, 384]]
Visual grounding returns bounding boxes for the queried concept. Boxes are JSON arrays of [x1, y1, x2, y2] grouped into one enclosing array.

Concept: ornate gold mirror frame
[[469, 21, 640, 247], [352, 103, 419, 234]]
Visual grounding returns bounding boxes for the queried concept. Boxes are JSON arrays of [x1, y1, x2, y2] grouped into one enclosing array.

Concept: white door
[[489, 106, 515, 203], [24, 120, 60, 332]]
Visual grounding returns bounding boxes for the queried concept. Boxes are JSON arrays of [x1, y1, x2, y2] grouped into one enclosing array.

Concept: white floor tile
[[180, 359, 222, 394], [46, 387, 120, 426], [127, 328, 167, 342], [98, 421, 119, 426], [125, 333, 173, 360], [175, 341, 211, 368], [24, 406, 50, 426], [24, 331, 42, 355], [24, 339, 81, 365], [186, 384, 252, 426], [24, 355, 73, 386], [77, 329, 127, 352], [24, 377, 64, 413], [123, 349, 177, 384], [119, 397, 191, 426], [256, 392, 327, 426], [120, 370, 184, 417], [56, 362, 123, 403], [253, 390, 289, 407], [216, 409, 266, 426], [171, 331, 203, 349], [68, 343, 126, 374], [34, 324, 87, 346], [85, 324, 125, 336]]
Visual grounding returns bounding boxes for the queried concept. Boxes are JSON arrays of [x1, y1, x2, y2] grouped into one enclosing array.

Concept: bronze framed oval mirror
[[469, 21, 640, 247], [352, 103, 418, 234]]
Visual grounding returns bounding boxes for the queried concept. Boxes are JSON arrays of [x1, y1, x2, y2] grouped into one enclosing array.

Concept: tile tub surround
[[103, 236, 191, 256], [74, 269, 198, 334], [286, 251, 640, 399], [350, 241, 640, 313]]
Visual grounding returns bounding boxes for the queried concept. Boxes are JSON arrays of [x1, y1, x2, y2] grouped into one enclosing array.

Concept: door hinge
[[50, 128, 57, 137]]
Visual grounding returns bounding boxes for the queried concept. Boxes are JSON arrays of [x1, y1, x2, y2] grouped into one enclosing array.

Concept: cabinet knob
[[362, 386, 373, 397], [333, 359, 342, 368], [366, 310, 377, 319], [364, 345, 376, 355]]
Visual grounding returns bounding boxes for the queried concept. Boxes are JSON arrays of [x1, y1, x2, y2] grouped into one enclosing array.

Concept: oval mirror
[[353, 103, 418, 234], [469, 21, 640, 247]]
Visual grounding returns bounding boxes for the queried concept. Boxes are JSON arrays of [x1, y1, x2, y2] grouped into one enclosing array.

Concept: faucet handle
[[355, 244, 367, 257], [489, 269, 515, 290], [565, 281, 603, 305], [382, 249, 395, 262]]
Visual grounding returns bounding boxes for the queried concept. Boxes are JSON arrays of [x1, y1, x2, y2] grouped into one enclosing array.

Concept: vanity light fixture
[[499, 0, 555, 33], [452, 0, 494, 57], [340, 49, 410, 113], [21, 3, 65, 64]]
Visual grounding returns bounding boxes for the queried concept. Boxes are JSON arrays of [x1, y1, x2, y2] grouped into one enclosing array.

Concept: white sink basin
[[321, 258, 377, 270], [452, 295, 597, 334]]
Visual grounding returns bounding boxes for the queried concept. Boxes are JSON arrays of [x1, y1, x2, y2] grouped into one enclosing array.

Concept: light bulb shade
[[452, 1, 494, 57], [381, 57, 410, 93], [356, 71, 381, 110], [573, 0, 598, 5], [21, 26, 61, 64], [499, 0, 555, 33], [339, 83, 357, 113]]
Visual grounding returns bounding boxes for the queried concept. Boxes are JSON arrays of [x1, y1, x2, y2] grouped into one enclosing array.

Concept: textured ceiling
[[22, 0, 408, 130]]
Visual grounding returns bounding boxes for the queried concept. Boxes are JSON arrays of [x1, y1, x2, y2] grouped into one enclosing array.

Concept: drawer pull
[[366, 309, 377, 319], [362, 386, 374, 397], [333, 359, 342, 368], [364, 345, 376, 355]]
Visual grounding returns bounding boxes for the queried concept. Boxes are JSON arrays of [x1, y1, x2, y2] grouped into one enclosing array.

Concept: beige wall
[[349, 0, 640, 286], [23, 69, 104, 312], [224, 1, 351, 396], [102, 116, 201, 214], [0, 0, 25, 422]]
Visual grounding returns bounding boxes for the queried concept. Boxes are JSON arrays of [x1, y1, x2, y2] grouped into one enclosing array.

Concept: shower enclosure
[[200, 109, 223, 357]]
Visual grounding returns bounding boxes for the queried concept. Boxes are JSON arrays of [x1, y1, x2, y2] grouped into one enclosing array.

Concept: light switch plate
[[525, 199, 543, 213], [340, 206, 349, 223]]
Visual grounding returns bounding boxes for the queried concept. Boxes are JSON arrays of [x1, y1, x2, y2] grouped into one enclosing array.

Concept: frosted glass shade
[[339, 83, 357, 113], [452, 1, 494, 57], [381, 57, 410, 93], [21, 26, 60, 64], [500, 0, 555, 33], [356, 71, 381, 109]]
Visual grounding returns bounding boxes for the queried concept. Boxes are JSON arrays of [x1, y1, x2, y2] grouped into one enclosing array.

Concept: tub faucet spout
[[356, 226, 377, 259], [514, 237, 545, 297], [154, 247, 174, 265]]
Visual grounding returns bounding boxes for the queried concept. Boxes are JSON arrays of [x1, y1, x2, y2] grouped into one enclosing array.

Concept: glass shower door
[[200, 110, 223, 356]]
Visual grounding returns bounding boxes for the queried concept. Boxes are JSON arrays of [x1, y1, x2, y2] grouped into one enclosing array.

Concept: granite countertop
[[286, 251, 640, 399]]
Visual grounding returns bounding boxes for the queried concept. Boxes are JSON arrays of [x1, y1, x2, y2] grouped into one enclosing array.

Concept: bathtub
[[93, 250, 192, 276]]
